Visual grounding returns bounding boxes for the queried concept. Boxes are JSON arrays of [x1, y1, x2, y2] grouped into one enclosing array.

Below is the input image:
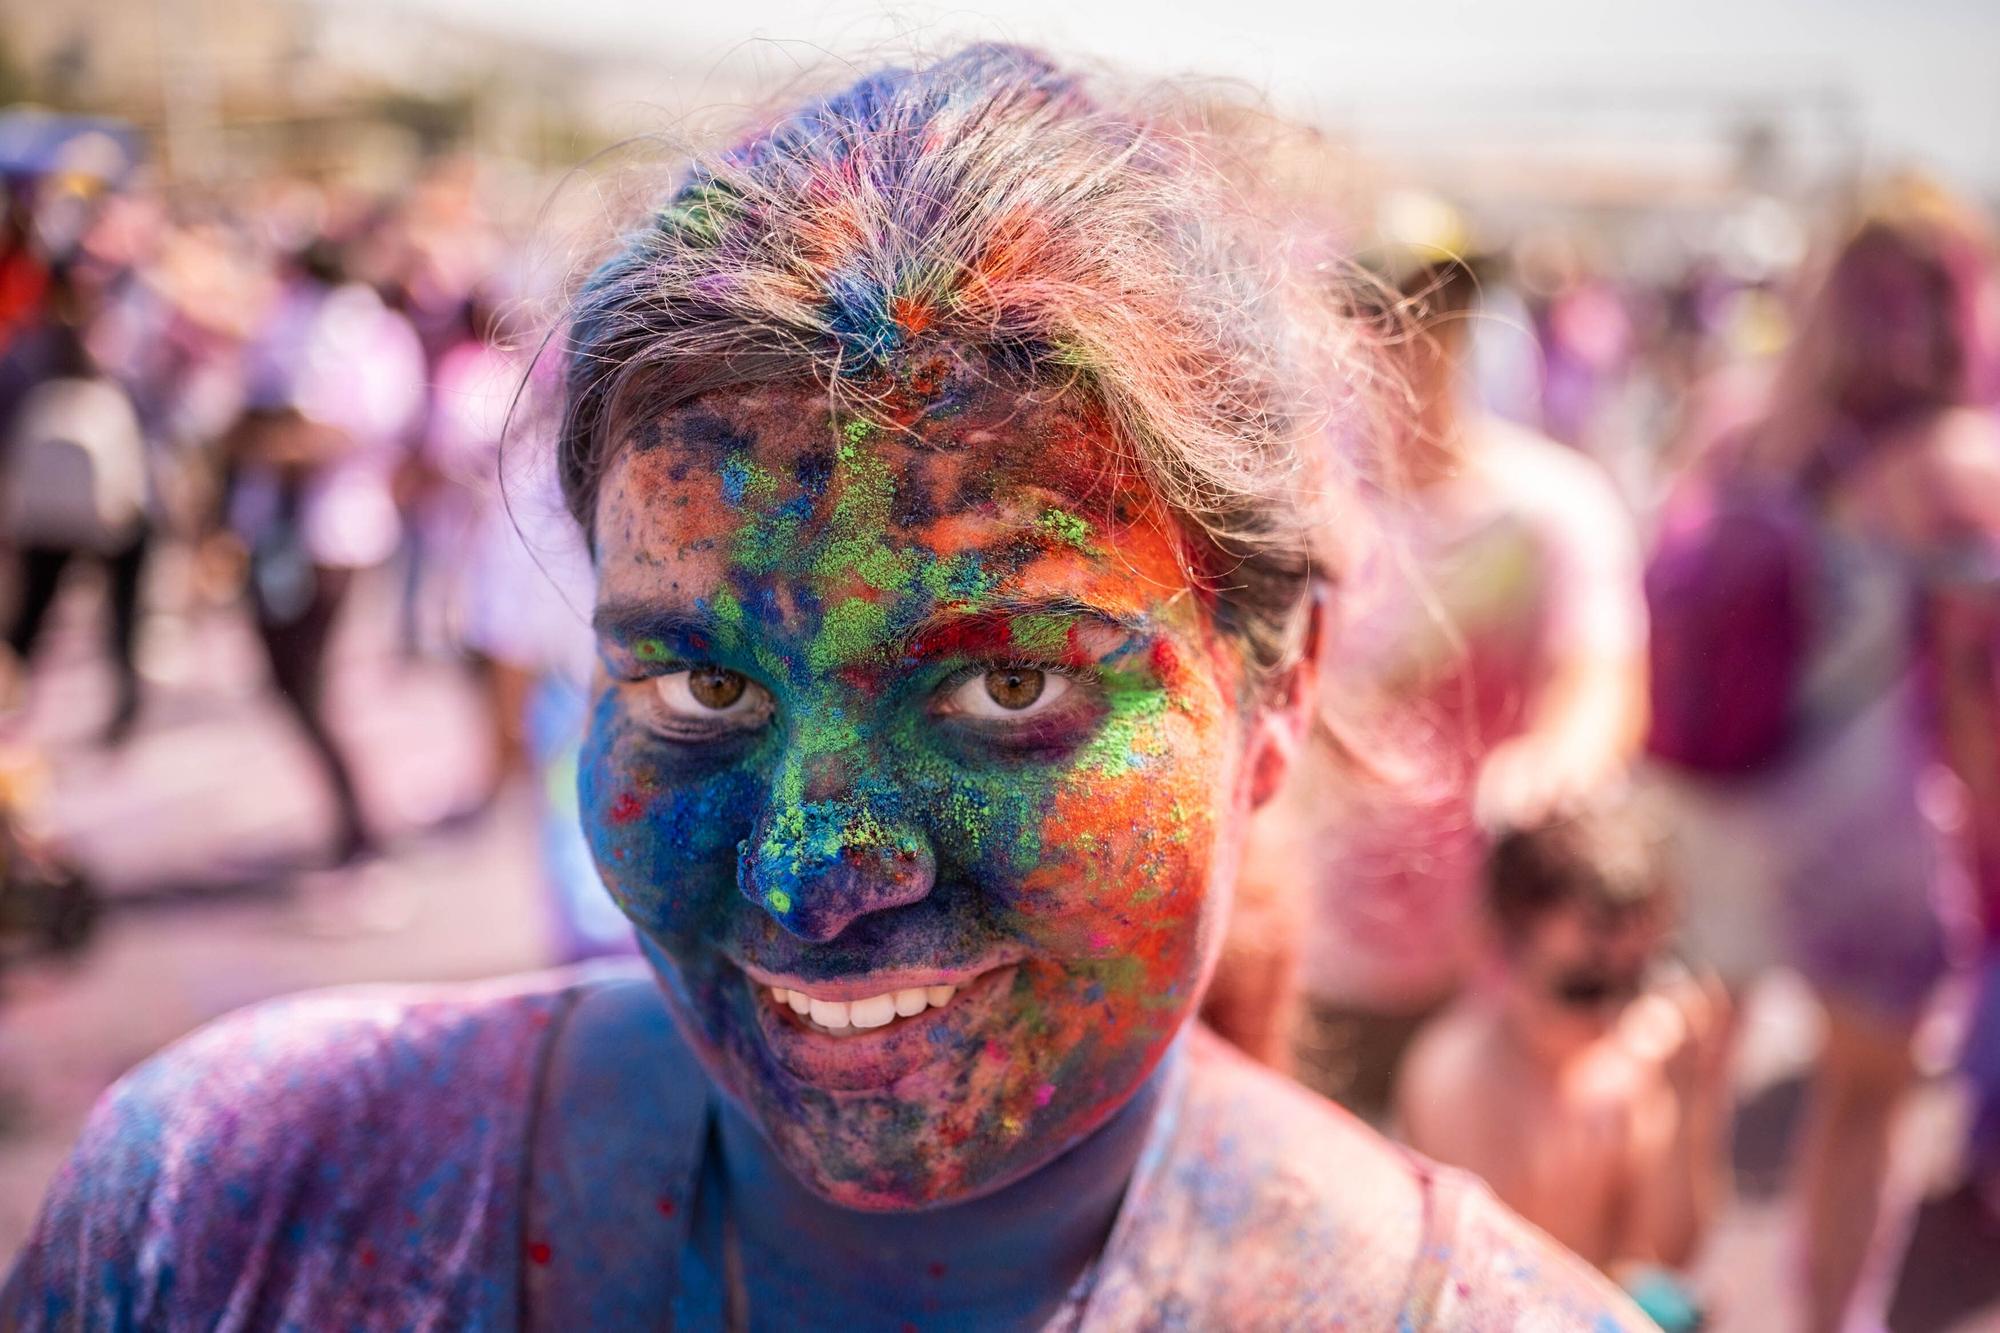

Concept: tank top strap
[[520, 967, 713, 1329]]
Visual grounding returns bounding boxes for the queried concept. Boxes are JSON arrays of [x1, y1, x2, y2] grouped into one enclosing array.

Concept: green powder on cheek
[[1078, 679, 1173, 778]]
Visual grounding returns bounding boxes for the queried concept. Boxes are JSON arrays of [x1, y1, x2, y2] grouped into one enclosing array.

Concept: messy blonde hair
[[556, 43, 1399, 680]]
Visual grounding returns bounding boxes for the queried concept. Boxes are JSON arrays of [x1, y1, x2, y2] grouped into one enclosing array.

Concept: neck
[[717, 1044, 1175, 1326]]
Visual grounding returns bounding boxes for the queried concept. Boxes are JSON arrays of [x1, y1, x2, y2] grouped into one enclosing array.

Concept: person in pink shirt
[[1233, 249, 1651, 1109]]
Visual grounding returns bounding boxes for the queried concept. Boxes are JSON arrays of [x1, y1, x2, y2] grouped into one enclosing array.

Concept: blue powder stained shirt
[[3, 962, 1652, 1330]]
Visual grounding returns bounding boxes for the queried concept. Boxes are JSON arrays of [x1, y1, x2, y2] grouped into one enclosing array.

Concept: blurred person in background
[[426, 290, 628, 959], [1645, 179, 2000, 1333], [1397, 802, 1729, 1332], [0, 266, 149, 740], [0, 191, 50, 365], [217, 234, 425, 869], [1230, 226, 1650, 1113]]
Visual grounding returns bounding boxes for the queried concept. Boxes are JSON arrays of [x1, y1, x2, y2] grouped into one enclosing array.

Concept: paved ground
[[0, 562, 1995, 1330]]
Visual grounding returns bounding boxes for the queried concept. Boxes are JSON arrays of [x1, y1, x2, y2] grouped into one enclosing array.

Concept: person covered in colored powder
[[3, 48, 1649, 1330], [1647, 181, 2000, 1333], [1396, 803, 1730, 1331], [1234, 237, 1651, 1108]]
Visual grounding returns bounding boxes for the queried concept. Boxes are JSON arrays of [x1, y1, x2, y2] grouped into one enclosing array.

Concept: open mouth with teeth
[[743, 962, 1019, 1090], [767, 983, 960, 1035]]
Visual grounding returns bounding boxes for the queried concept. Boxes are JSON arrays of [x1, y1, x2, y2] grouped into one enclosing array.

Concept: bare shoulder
[[1470, 417, 1635, 553], [1928, 408, 2000, 489], [1396, 999, 1490, 1113], [1474, 417, 1621, 502]]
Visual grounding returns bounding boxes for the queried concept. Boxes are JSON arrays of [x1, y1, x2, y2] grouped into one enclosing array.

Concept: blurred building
[[0, 0, 620, 186]]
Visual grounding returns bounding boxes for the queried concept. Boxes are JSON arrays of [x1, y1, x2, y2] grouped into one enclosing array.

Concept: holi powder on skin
[[579, 364, 1260, 1209]]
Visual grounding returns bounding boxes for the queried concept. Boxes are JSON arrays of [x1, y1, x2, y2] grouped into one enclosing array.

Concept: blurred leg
[[257, 567, 372, 864], [100, 530, 148, 739], [1964, 956, 2000, 1200], [6, 545, 74, 661], [1793, 997, 1917, 1333]]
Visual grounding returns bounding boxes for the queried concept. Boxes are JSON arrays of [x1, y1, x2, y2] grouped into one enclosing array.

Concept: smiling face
[[579, 360, 1276, 1209]]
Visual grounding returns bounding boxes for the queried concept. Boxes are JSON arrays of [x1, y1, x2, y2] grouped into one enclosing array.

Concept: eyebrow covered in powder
[[592, 594, 1148, 666]]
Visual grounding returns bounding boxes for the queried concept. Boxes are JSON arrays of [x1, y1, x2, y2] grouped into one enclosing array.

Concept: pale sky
[[403, 0, 1999, 193]]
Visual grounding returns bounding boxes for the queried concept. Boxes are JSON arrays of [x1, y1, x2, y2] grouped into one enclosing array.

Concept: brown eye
[[943, 666, 1072, 721], [653, 668, 770, 728], [688, 667, 747, 710], [983, 668, 1046, 711]]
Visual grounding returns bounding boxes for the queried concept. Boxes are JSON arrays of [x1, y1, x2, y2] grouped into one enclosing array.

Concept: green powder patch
[[812, 445, 914, 594], [918, 551, 994, 606], [731, 507, 804, 574], [1037, 506, 1100, 555], [841, 417, 877, 454], [797, 708, 862, 759], [809, 598, 890, 672], [720, 452, 779, 508], [658, 180, 739, 247], [1008, 613, 1073, 657], [1079, 677, 1173, 778], [633, 637, 672, 664]]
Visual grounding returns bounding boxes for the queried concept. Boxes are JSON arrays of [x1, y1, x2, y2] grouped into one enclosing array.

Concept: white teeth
[[767, 981, 966, 1032], [849, 994, 896, 1029]]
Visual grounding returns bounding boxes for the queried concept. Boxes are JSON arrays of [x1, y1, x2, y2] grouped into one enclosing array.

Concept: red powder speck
[[527, 1241, 553, 1266], [1034, 1082, 1056, 1106], [927, 1261, 947, 1278], [656, 1197, 677, 1217], [609, 792, 644, 825], [983, 1039, 1009, 1063], [357, 1245, 376, 1268], [1148, 638, 1179, 681], [1087, 931, 1111, 952], [893, 296, 934, 335]]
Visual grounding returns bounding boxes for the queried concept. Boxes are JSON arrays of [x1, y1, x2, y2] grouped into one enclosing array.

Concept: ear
[[1242, 585, 1334, 810]]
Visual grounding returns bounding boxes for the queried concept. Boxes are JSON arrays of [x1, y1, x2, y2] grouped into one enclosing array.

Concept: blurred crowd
[[0, 138, 619, 957], [0, 111, 1997, 1333]]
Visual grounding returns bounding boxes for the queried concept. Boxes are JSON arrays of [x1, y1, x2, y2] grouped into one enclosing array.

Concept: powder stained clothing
[[4, 964, 1646, 1331], [1648, 524, 1973, 1021], [1297, 421, 1646, 1011]]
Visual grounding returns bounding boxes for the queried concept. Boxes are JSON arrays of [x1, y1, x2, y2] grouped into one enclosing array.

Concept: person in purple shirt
[[5, 46, 1649, 1331]]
